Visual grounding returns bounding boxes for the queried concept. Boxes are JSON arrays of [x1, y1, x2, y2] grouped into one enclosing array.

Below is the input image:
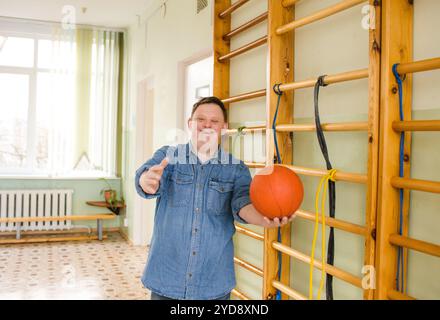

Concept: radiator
[[0, 189, 74, 232]]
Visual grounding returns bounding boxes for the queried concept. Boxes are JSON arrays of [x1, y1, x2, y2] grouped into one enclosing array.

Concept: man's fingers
[[141, 170, 161, 183], [144, 187, 158, 194], [149, 164, 164, 174], [145, 171, 162, 181], [149, 158, 169, 174], [281, 217, 288, 225], [144, 178, 159, 187], [159, 157, 169, 169], [142, 179, 159, 194], [143, 185, 156, 194]]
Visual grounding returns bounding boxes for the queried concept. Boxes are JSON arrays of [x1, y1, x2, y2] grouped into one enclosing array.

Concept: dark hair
[[191, 96, 227, 122]]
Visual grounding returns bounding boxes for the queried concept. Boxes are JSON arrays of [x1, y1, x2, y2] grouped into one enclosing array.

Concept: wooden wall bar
[[375, 0, 414, 299], [263, 0, 294, 300]]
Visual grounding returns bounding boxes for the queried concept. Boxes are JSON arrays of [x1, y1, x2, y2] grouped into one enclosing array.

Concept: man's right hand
[[139, 158, 169, 195]]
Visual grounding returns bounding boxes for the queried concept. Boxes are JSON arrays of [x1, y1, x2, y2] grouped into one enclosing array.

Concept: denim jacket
[[135, 143, 252, 299]]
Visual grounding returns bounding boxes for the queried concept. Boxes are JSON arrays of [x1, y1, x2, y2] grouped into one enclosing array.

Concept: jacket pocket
[[169, 170, 194, 207], [207, 179, 234, 215]]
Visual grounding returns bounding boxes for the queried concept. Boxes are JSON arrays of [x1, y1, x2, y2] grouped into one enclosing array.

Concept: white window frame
[[0, 30, 94, 178], [0, 31, 50, 175]]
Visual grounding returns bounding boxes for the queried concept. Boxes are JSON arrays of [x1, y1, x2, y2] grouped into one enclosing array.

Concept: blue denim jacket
[[135, 143, 252, 300]]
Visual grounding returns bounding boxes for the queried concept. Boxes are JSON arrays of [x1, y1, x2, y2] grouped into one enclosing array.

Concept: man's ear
[[187, 118, 192, 130]]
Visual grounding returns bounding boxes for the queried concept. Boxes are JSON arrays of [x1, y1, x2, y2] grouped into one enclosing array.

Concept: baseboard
[[0, 234, 108, 244], [118, 228, 134, 246], [0, 227, 138, 246]]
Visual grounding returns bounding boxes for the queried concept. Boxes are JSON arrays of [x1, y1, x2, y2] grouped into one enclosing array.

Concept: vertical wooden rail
[[214, 0, 232, 118], [214, 0, 232, 153], [263, 0, 294, 300], [376, 0, 413, 300], [363, 0, 382, 300]]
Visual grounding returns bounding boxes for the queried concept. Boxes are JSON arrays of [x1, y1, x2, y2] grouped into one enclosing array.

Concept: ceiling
[[0, 0, 152, 29]]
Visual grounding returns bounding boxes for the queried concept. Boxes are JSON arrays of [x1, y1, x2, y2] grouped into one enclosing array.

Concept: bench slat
[[0, 214, 116, 224], [0, 235, 108, 244]]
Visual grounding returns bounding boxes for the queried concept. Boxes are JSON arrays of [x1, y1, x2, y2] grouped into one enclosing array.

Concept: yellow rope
[[309, 169, 337, 300]]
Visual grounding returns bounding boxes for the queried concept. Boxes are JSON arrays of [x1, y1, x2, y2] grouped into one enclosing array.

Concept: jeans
[[151, 291, 231, 300]]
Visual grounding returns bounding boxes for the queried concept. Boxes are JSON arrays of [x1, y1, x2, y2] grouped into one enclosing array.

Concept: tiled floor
[[0, 232, 151, 300]]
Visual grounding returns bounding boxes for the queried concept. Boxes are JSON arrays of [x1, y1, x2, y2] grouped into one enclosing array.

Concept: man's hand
[[139, 158, 169, 195], [261, 214, 297, 228], [238, 204, 297, 228]]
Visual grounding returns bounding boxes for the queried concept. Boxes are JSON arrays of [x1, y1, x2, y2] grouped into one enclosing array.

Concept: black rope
[[314, 75, 335, 300], [272, 83, 284, 300], [272, 84, 284, 163], [273, 83, 283, 96]]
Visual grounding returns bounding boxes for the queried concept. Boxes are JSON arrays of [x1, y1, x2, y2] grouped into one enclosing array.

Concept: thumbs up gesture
[[140, 158, 169, 195]]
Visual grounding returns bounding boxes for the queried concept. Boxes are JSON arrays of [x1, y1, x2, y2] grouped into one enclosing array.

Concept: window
[[0, 23, 121, 178], [0, 36, 34, 67], [0, 73, 30, 169]]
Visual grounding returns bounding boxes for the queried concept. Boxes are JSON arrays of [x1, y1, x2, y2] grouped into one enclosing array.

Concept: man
[[135, 96, 294, 300]]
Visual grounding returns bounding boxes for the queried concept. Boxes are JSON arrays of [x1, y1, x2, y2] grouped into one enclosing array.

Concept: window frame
[[0, 30, 116, 179]]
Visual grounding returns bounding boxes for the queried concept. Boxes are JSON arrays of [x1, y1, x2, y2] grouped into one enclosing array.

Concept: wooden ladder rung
[[218, 36, 268, 62], [234, 256, 264, 277], [276, 0, 366, 35], [218, 0, 250, 19], [396, 57, 440, 75], [272, 242, 363, 288], [389, 234, 440, 258], [272, 280, 307, 300], [222, 89, 266, 104], [295, 209, 368, 236], [284, 165, 368, 184], [225, 125, 266, 135], [223, 12, 268, 41], [231, 288, 251, 300], [245, 162, 266, 168], [235, 224, 264, 241], [391, 177, 440, 194], [392, 120, 440, 132], [279, 68, 369, 92], [276, 122, 369, 132]]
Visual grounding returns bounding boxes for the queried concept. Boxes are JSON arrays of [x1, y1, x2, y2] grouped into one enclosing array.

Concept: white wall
[[122, 0, 213, 245]]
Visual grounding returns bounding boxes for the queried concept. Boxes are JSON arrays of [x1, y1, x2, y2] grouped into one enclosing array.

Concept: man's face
[[188, 103, 228, 153]]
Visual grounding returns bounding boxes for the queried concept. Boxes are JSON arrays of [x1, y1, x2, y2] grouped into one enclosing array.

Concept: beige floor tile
[[0, 232, 150, 300]]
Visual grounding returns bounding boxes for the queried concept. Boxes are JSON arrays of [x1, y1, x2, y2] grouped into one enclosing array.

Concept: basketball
[[250, 165, 304, 219]]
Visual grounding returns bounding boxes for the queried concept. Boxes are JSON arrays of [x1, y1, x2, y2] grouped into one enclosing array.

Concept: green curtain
[[74, 29, 93, 165], [74, 29, 124, 176]]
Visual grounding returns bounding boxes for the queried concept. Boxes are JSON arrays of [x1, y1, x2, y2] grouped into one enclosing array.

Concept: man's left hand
[[262, 214, 297, 228]]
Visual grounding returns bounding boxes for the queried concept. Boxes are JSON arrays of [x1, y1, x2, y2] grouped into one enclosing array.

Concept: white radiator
[[0, 189, 74, 232]]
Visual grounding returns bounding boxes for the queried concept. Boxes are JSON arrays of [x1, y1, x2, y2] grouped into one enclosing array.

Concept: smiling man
[[135, 96, 294, 300]]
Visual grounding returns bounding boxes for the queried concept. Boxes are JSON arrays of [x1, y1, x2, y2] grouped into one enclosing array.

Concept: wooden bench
[[0, 214, 116, 244]]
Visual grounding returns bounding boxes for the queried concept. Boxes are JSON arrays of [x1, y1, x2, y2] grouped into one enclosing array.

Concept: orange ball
[[250, 165, 304, 219]]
